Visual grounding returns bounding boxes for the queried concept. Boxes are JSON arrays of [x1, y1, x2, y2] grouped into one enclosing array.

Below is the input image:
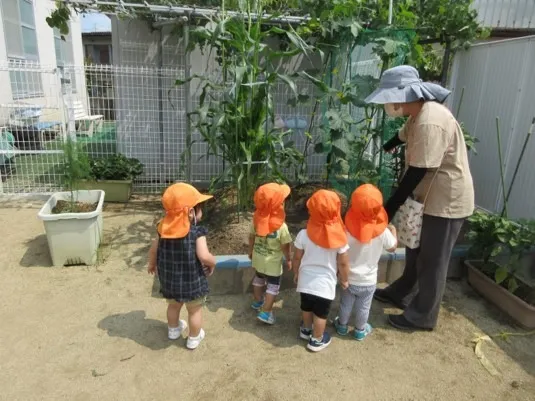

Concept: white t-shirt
[[347, 229, 397, 286], [294, 229, 349, 300]]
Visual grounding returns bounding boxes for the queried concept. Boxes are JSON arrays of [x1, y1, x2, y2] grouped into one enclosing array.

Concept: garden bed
[[470, 260, 535, 306]]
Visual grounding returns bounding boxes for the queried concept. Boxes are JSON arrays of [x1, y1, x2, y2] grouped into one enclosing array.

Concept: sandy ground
[[0, 197, 534, 401]]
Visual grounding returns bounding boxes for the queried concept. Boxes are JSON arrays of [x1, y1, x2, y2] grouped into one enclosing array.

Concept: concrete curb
[[214, 245, 470, 269], [208, 245, 470, 295]]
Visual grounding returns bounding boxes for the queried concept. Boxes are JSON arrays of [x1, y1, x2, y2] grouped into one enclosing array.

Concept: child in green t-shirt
[[248, 183, 293, 325]]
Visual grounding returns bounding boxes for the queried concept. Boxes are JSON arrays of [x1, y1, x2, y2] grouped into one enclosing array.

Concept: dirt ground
[[0, 196, 534, 401]]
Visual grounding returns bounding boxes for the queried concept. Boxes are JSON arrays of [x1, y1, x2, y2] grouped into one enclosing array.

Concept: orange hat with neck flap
[[158, 183, 213, 239], [306, 189, 347, 249], [253, 182, 291, 236], [345, 184, 388, 243]]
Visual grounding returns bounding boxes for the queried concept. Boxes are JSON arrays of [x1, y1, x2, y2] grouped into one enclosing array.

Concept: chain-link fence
[[0, 62, 327, 194]]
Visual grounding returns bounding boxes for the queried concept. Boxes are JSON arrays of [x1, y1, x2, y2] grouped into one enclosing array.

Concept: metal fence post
[[64, 69, 76, 141]]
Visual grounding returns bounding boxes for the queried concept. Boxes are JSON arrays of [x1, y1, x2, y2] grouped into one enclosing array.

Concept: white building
[[0, 0, 86, 124]]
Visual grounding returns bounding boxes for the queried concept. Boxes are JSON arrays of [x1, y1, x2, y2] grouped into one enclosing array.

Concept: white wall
[[0, 4, 13, 119], [473, 0, 535, 30], [449, 36, 535, 219], [0, 1, 87, 124]]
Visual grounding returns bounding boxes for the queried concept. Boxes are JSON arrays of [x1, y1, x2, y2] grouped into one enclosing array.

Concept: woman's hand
[[339, 280, 349, 290]]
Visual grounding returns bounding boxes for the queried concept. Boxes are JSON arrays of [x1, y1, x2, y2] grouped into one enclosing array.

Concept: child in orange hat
[[334, 184, 397, 341], [148, 183, 216, 350], [249, 182, 293, 325], [292, 189, 350, 352]]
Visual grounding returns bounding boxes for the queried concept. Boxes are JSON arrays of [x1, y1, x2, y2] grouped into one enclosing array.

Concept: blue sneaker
[[307, 332, 332, 352], [333, 317, 348, 336], [299, 326, 312, 340], [354, 324, 373, 341], [251, 299, 264, 310], [257, 311, 275, 325]]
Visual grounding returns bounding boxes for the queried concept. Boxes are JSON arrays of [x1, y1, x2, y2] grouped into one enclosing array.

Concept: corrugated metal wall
[[449, 35, 535, 219], [473, 0, 534, 29]]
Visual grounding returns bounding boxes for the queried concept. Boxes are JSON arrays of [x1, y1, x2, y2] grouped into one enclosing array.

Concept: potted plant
[[78, 154, 143, 202], [465, 210, 535, 328], [37, 137, 105, 266]]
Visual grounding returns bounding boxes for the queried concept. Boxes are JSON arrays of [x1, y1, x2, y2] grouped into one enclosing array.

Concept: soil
[[52, 200, 98, 214], [1, 195, 534, 400]]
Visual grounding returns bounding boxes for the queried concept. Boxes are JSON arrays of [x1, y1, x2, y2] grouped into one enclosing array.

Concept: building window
[[54, 27, 77, 94], [1, 0, 43, 99], [85, 44, 112, 65]]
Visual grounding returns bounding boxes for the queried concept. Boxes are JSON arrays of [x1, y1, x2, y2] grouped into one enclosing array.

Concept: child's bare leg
[[263, 293, 276, 312], [186, 303, 203, 338], [312, 315, 327, 339], [253, 284, 265, 302], [263, 280, 280, 313], [167, 302, 183, 328], [302, 311, 313, 329]]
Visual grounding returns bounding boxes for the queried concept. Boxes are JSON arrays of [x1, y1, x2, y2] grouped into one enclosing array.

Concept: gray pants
[[338, 284, 376, 330], [385, 214, 464, 329]]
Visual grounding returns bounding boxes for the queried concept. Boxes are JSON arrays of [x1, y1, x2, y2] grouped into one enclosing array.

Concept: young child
[[334, 184, 397, 340], [148, 183, 216, 350], [293, 189, 350, 352], [249, 182, 292, 325]]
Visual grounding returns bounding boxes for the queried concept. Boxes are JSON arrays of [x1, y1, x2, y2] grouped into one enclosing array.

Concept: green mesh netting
[[328, 29, 415, 203]]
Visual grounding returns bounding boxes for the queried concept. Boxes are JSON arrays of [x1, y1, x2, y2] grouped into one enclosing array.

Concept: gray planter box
[[466, 260, 535, 329], [37, 190, 105, 266]]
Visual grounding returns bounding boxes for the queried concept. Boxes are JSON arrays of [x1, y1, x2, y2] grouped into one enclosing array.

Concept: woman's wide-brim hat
[[365, 65, 451, 105]]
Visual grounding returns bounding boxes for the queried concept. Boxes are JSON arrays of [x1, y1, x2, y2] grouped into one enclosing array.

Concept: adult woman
[[364, 65, 474, 331]]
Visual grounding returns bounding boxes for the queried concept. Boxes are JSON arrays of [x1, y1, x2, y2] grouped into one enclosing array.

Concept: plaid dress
[[157, 225, 209, 302]]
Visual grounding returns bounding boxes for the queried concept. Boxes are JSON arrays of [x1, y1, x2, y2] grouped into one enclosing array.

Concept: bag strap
[[422, 122, 458, 204]]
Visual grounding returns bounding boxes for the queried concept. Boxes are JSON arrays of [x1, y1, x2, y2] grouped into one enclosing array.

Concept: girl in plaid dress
[[148, 183, 216, 350]]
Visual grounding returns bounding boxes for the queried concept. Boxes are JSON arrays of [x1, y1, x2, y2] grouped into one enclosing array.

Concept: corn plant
[[177, 1, 317, 210], [61, 136, 91, 210]]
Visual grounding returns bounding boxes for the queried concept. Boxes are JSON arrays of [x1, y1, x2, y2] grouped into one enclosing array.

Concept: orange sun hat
[[306, 189, 347, 249], [345, 184, 388, 244], [253, 182, 291, 236], [158, 183, 213, 239]]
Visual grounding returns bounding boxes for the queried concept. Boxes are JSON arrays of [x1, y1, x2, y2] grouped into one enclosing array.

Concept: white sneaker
[[186, 329, 206, 350], [168, 320, 188, 340]]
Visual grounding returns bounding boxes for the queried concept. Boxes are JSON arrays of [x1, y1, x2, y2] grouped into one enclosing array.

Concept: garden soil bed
[[202, 182, 473, 255], [52, 200, 98, 214]]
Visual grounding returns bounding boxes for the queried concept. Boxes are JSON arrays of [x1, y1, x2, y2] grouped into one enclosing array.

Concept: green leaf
[[350, 22, 360, 38], [277, 74, 298, 99], [490, 245, 502, 258], [507, 277, 519, 293], [494, 267, 508, 284], [314, 143, 331, 154], [296, 71, 329, 93]]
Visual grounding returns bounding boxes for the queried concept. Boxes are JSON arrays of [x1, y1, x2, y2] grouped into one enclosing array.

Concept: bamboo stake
[[495, 117, 508, 218]]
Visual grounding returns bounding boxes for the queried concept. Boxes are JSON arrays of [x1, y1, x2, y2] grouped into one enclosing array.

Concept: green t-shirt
[[251, 222, 292, 277]]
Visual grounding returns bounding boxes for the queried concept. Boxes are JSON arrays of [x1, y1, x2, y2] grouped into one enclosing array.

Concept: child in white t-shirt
[[293, 190, 350, 352], [334, 184, 397, 340]]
